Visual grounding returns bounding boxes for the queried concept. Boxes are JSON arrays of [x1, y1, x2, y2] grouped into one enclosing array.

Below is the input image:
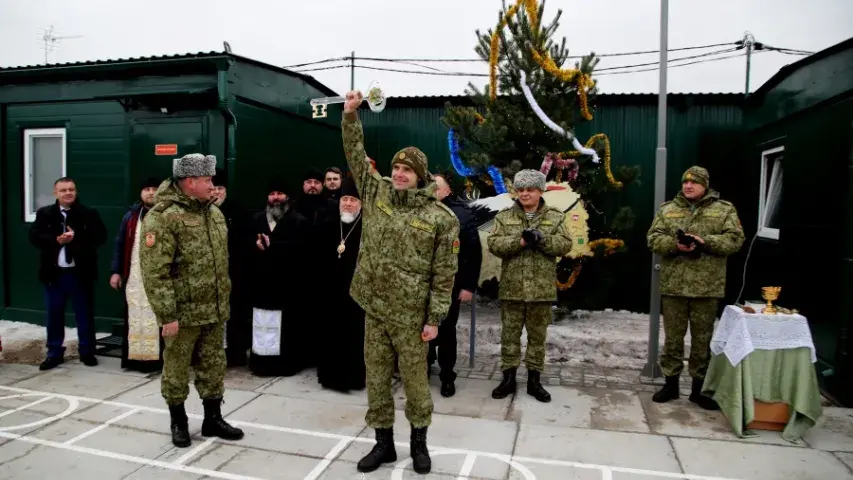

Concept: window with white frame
[[24, 128, 67, 222], [758, 146, 783, 240]]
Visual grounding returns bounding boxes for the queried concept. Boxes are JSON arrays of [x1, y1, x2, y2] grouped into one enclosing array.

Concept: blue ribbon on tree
[[447, 128, 507, 194]]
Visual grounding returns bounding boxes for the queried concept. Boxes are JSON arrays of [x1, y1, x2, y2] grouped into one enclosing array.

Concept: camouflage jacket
[[342, 114, 459, 328], [647, 190, 744, 298], [139, 179, 231, 327], [488, 200, 572, 302]]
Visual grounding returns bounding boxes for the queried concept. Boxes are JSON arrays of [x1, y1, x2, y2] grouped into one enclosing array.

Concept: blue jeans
[[45, 270, 96, 358]]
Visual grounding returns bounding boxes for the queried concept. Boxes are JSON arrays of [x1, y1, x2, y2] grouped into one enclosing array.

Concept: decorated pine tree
[[442, 0, 640, 306]]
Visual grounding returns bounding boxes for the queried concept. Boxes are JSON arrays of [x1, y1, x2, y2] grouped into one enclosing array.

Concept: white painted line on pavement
[[457, 452, 477, 479], [173, 436, 217, 466], [0, 395, 53, 419], [0, 384, 746, 480], [601, 466, 613, 480], [0, 429, 264, 480], [303, 437, 353, 480], [64, 407, 141, 445]]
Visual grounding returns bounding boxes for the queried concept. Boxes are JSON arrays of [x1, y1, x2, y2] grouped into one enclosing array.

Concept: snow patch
[[459, 304, 692, 370]]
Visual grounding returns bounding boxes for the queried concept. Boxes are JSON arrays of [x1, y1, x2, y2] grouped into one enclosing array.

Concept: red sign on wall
[[154, 144, 178, 156]]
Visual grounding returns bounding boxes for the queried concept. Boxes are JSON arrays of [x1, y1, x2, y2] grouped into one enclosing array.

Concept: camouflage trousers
[[161, 322, 226, 406], [500, 301, 551, 372], [660, 296, 718, 378], [364, 315, 432, 428]]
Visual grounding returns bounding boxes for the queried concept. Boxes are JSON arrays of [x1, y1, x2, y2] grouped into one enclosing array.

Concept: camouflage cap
[[391, 147, 432, 182], [682, 165, 709, 187]]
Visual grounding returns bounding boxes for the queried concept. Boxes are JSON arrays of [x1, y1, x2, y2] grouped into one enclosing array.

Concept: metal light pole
[[642, 0, 668, 379]]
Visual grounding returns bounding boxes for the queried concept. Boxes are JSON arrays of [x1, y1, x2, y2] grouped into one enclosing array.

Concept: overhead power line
[[284, 41, 739, 69]]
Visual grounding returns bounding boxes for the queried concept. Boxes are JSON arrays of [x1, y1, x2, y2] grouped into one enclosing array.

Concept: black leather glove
[[522, 229, 544, 247]]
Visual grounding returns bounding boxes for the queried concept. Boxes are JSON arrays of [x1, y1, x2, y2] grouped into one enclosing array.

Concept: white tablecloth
[[710, 305, 817, 367]]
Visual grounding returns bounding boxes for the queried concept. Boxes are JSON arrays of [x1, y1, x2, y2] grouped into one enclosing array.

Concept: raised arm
[[342, 91, 381, 204]]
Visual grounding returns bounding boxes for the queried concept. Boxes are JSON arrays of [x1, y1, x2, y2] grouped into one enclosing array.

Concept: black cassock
[[317, 215, 366, 392], [246, 208, 309, 377]]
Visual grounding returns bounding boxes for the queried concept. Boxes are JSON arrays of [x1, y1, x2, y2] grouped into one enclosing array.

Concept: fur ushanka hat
[[173, 153, 216, 178], [513, 169, 546, 191]]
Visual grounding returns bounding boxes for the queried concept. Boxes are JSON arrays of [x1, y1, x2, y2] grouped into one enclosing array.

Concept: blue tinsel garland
[[447, 128, 507, 194]]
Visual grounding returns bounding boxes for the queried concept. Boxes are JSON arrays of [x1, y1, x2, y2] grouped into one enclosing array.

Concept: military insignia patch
[[452, 239, 460, 254], [686, 173, 693, 180], [145, 232, 155, 247], [398, 152, 406, 160]]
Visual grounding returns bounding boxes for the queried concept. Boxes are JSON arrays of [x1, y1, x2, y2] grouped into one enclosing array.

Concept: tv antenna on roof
[[41, 25, 83, 64]]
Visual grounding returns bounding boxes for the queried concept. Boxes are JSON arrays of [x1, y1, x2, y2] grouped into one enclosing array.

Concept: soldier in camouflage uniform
[[488, 170, 572, 403], [341, 91, 459, 475], [647, 166, 744, 410], [140, 153, 244, 448]]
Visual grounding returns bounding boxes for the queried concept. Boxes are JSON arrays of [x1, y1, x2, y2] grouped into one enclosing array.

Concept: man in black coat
[[246, 178, 310, 376], [212, 168, 251, 367], [428, 174, 482, 397], [317, 178, 366, 392], [29, 177, 107, 370]]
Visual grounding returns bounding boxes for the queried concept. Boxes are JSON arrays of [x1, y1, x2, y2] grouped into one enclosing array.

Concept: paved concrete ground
[[1, 356, 852, 480]]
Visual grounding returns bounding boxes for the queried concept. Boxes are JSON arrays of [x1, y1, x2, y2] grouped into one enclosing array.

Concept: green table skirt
[[702, 347, 823, 443]]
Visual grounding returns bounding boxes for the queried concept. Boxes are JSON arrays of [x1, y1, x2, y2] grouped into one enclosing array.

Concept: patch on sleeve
[[145, 232, 156, 248], [452, 238, 460, 254]]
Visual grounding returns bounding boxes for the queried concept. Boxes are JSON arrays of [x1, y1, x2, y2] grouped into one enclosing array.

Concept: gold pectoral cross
[[337, 241, 346, 258]]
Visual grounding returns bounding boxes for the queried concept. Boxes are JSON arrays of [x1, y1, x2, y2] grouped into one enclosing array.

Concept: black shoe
[[440, 381, 456, 397], [689, 377, 719, 410], [652, 375, 680, 403], [357, 428, 397, 472], [526, 370, 551, 403], [168, 403, 191, 448], [80, 355, 98, 367], [201, 398, 244, 440], [39, 356, 64, 371], [492, 368, 517, 399], [410, 425, 431, 474]]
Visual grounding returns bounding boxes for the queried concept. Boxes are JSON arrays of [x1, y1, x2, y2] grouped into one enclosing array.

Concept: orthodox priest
[[110, 177, 163, 373], [246, 178, 310, 376], [317, 178, 366, 392]]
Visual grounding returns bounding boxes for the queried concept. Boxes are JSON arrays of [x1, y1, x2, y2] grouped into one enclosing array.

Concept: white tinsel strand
[[519, 70, 600, 163]]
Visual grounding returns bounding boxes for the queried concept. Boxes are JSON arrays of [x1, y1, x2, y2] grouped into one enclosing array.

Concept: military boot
[[201, 398, 245, 440], [491, 368, 517, 399], [652, 376, 680, 403], [527, 370, 551, 403], [410, 425, 431, 474], [357, 428, 397, 472], [689, 377, 720, 410], [168, 403, 191, 448]]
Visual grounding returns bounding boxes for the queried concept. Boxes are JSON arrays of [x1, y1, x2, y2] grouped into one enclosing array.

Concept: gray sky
[[1, 0, 851, 96]]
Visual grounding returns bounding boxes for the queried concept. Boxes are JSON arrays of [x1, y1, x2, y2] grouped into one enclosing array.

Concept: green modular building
[[734, 37, 853, 406], [0, 51, 348, 332]]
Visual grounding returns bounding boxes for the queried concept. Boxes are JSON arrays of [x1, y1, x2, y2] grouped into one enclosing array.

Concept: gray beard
[[266, 202, 288, 221], [340, 211, 360, 224]]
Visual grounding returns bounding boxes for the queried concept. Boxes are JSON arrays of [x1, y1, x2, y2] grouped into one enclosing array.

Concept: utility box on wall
[[0, 51, 344, 331]]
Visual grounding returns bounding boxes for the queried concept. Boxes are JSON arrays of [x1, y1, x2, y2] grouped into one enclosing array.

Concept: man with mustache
[[488, 169, 572, 403], [246, 178, 310, 376]]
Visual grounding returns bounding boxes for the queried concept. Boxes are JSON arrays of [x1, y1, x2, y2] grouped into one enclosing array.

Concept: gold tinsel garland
[[555, 237, 624, 290], [487, 0, 593, 121], [557, 264, 583, 290], [556, 134, 622, 189]]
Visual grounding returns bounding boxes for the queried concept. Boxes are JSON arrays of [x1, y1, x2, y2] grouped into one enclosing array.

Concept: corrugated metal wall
[[360, 94, 745, 313]]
